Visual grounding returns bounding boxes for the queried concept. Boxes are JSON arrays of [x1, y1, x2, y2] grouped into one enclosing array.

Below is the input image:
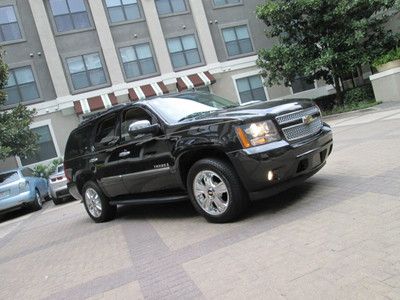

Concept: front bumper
[[228, 126, 333, 201], [0, 191, 35, 212]]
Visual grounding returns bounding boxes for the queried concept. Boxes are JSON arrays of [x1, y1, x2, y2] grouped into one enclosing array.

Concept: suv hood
[[185, 99, 316, 123]]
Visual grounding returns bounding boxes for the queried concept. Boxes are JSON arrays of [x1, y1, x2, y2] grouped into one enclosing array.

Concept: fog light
[[267, 170, 274, 181]]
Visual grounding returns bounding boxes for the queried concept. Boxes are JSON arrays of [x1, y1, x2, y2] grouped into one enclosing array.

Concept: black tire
[[31, 189, 43, 211], [187, 158, 248, 223], [82, 181, 117, 223]]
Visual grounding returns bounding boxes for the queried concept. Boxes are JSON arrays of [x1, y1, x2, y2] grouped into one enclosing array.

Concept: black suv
[[64, 92, 333, 223]]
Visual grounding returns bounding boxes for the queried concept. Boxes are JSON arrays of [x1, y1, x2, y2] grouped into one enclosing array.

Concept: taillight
[[64, 162, 72, 182], [50, 177, 57, 182]]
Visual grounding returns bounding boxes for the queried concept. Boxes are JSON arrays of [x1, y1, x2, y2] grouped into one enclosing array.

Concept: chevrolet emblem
[[302, 115, 315, 125]]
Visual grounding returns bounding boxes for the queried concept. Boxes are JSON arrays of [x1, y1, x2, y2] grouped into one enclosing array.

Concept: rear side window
[[65, 125, 94, 160], [0, 172, 19, 185]]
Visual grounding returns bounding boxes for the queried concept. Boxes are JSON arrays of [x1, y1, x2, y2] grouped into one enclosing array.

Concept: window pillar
[[188, 0, 218, 65], [87, 1, 125, 86], [28, 0, 70, 98], [141, 0, 174, 76]]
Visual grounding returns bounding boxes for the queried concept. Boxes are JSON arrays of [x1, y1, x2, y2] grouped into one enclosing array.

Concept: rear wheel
[[82, 181, 117, 223], [31, 189, 43, 211], [187, 158, 248, 223]]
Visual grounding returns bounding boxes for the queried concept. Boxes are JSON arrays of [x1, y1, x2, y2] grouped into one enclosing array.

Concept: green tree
[[0, 51, 37, 160], [256, 0, 400, 105]]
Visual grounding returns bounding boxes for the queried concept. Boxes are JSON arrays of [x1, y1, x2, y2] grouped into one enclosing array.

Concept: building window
[[167, 35, 201, 69], [213, 0, 241, 6], [0, 5, 22, 42], [105, 0, 141, 24], [119, 43, 157, 79], [20, 125, 58, 166], [222, 25, 253, 57], [236, 75, 267, 103], [49, 0, 91, 33], [155, 0, 187, 15], [66, 53, 107, 90], [5, 66, 40, 105], [291, 77, 315, 94]]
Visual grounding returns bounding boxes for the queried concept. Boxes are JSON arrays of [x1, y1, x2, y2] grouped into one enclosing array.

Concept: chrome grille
[[275, 106, 320, 125], [276, 106, 323, 141]]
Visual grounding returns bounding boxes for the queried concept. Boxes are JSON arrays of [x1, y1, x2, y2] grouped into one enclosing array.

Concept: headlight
[[235, 120, 281, 148]]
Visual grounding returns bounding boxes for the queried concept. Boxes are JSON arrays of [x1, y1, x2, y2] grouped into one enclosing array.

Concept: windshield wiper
[[178, 111, 214, 122]]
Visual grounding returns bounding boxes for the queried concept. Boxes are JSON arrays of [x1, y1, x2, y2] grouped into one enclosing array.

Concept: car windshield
[[57, 165, 64, 173], [147, 94, 238, 124], [0, 171, 19, 185]]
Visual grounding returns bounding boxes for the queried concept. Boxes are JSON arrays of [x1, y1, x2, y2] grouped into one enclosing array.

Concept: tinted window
[[49, 0, 91, 33], [0, 171, 19, 185], [155, 0, 186, 15], [94, 115, 118, 148], [222, 25, 253, 57], [236, 75, 267, 103], [65, 124, 94, 159], [292, 77, 315, 94], [167, 35, 201, 69], [119, 43, 157, 79], [105, 0, 141, 23], [5, 66, 40, 105], [57, 165, 64, 173]]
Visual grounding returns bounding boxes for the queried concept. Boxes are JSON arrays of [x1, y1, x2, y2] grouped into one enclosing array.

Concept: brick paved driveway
[[1, 104, 400, 300]]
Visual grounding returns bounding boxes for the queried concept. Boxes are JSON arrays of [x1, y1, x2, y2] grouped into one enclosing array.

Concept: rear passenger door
[[92, 114, 129, 197]]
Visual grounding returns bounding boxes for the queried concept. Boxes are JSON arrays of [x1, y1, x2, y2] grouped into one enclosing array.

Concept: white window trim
[[15, 119, 61, 168], [232, 70, 270, 104]]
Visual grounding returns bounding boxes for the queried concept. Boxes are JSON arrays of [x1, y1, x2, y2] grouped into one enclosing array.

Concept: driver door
[[116, 107, 180, 195]]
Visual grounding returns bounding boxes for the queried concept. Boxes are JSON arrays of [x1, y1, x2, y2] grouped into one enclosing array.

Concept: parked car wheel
[[82, 181, 117, 223], [31, 189, 43, 211], [187, 158, 248, 223]]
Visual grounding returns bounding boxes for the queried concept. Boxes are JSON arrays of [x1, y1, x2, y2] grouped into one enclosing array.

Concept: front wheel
[[82, 181, 117, 223], [187, 158, 248, 223]]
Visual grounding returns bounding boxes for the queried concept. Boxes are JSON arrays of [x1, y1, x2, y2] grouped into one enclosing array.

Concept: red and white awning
[[176, 71, 216, 92], [73, 93, 118, 115], [128, 81, 169, 101]]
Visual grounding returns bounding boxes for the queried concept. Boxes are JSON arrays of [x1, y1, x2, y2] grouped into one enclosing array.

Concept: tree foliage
[[256, 0, 400, 104], [0, 51, 37, 161]]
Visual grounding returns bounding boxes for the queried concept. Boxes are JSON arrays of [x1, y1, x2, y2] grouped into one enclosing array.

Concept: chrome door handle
[[119, 151, 131, 158], [89, 158, 98, 163]]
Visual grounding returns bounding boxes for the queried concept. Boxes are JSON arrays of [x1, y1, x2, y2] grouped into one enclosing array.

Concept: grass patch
[[322, 100, 382, 116]]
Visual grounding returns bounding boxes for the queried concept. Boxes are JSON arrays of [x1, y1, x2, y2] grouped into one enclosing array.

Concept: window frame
[[212, 0, 243, 9], [3, 63, 42, 108], [219, 22, 255, 60], [155, 0, 190, 18], [117, 39, 159, 82], [46, 0, 94, 36], [103, 0, 145, 26], [63, 50, 110, 94], [232, 71, 270, 105], [165, 32, 204, 71], [0, 3, 25, 45], [16, 119, 61, 168]]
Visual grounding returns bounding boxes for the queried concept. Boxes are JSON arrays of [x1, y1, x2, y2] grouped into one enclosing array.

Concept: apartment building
[[0, 0, 359, 170]]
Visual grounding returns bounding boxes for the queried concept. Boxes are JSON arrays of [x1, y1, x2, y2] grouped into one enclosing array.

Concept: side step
[[109, 194, 189, 206]]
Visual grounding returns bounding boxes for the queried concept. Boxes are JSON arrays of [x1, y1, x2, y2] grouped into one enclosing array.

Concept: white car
[[48, 164, 69, 205]]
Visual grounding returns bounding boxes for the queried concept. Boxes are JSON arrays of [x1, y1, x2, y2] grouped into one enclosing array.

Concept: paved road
[[1, 104, 400, 299]]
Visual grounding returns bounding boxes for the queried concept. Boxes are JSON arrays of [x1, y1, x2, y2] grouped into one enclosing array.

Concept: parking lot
[[1, 104, 400, 299]]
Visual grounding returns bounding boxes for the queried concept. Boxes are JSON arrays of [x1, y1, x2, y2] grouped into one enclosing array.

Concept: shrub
[[344, 84, 375, 104], [372, 48, 400, 68], [313, 94, 336, 111], [32, 158, 63, 179]]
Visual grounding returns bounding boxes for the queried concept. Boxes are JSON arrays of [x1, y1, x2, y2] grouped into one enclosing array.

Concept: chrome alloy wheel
[[193, 170, 230, 216], [85, 188, 102, 218], [36, 191, 42, 207]]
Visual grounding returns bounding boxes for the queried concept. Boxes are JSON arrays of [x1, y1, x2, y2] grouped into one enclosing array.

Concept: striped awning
[[73, 93, 118, 115], [176, 71, 216, 92], [128, 81, 169, 101]]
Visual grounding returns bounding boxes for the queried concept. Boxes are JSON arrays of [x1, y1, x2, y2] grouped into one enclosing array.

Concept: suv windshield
[[0, 171, 19, 185], [147, 94, 238, 123]]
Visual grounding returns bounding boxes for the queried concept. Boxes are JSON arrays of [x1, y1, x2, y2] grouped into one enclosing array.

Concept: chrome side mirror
[[128, 120, 159, 137]]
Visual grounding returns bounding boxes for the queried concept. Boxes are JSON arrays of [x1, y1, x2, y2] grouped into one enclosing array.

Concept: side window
[[65, 125, 94, 159], [94, 115, 118, 148], [121, 108, 153, 142]]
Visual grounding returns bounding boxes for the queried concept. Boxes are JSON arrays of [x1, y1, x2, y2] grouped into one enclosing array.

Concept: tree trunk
[[333, 75, 344, 106]]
